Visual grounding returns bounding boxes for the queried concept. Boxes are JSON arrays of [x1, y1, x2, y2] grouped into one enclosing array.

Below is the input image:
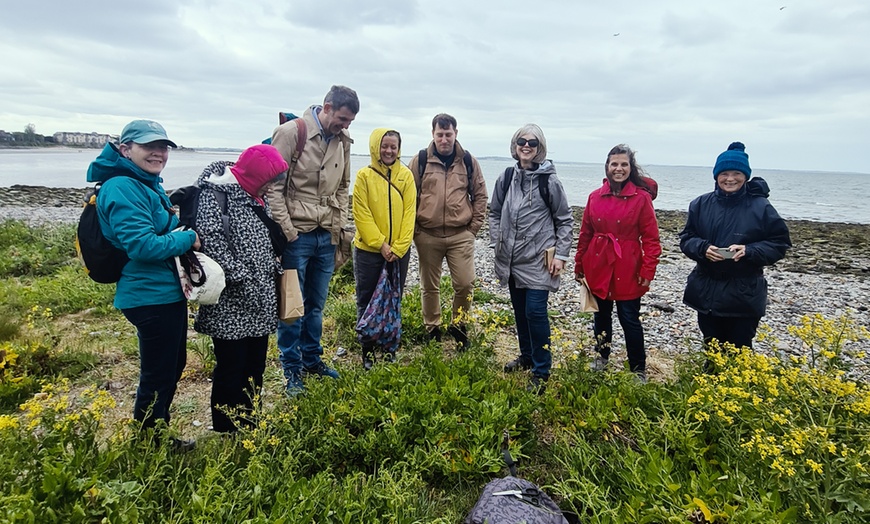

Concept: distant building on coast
[[53, 131, 117, 147]]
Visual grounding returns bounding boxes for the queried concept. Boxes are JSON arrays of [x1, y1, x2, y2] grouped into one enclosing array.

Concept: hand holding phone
[[716, 247, 736, 259]]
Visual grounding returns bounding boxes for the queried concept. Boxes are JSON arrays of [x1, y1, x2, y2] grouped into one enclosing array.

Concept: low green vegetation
[[1, 219, 869, 523]]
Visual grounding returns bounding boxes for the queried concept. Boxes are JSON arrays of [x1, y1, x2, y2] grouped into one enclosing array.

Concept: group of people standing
[[89, 84, 790, 446]]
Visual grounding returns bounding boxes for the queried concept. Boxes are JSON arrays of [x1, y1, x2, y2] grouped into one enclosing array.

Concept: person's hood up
[[230, 144, 288, 199], [368, 128, 401, 174], [712, 176, 770, 199], [86, 142, 162, 190]]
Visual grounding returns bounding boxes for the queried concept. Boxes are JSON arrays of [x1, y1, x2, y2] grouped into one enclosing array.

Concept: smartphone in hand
[[716, 247, 736, 259]]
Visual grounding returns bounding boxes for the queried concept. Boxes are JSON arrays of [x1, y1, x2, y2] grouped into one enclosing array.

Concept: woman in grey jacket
[[489, 124, 573, 393]]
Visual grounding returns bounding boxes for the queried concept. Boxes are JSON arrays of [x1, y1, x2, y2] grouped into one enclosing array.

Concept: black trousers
[[697, 313, 760, 350], [211, 335, 268, 433], [593, 297, 645, 372]]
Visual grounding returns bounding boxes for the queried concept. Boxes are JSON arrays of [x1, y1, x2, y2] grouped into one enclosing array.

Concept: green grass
[[1, 219, 870, 523]]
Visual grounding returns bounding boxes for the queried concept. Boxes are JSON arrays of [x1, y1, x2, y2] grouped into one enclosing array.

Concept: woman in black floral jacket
[[193, 145, 288, 433]]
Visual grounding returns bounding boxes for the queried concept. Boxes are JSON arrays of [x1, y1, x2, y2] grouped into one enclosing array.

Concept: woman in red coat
[[574, 144, 661, 380]]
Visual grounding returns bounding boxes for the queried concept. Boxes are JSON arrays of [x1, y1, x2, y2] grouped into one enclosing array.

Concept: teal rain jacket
[[87, 143, 196, 309]]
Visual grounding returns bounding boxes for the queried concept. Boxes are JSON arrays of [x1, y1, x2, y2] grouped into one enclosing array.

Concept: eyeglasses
[[516, 138, 539, 148]]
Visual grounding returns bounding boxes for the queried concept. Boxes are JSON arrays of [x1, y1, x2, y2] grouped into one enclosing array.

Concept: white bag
[[175, 250, 226, 305]]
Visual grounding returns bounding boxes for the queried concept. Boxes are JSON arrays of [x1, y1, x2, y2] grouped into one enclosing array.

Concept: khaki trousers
[[414, 229, 476, 331]]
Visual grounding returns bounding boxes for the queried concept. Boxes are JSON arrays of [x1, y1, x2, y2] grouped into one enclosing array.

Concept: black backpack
[[168, 185, 230, 238], [497, 166, 551, 206], [75, 184, 129, 284], [417, 149, 477, 203]]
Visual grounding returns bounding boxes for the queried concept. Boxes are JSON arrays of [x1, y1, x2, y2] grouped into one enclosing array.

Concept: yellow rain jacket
[[352, 128, 417, 257]]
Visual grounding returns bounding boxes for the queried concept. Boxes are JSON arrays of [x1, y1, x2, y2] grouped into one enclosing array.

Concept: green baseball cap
[[119, 120, 178, 148]]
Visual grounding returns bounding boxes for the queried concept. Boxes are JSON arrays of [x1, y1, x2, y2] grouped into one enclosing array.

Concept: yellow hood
[[368, 128, 402, 173]]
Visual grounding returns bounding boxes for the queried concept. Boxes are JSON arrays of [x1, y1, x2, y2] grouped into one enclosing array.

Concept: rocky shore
[[3, 185, 869, 373]]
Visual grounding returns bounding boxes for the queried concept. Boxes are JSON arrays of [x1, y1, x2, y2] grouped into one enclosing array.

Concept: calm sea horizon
[[1, 148, 867, 224]]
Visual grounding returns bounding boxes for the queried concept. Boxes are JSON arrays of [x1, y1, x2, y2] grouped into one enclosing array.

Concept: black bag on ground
[[464, 432, 576, 524], [75, 185, 128, 284], [464, 476, 569, 524]]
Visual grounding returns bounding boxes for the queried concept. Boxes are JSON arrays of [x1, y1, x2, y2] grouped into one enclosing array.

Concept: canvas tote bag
[[278, 270, 304, 323]]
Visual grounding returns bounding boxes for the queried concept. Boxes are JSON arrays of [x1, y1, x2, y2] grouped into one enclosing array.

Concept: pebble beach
[[2, 184, 869, 376]]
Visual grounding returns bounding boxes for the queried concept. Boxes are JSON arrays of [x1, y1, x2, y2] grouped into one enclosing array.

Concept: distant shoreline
[[0, 184, 868, 278]]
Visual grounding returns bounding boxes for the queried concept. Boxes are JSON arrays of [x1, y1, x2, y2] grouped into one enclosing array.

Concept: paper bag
[[278, 270, 304, 323], [574, 275, 599, 313]]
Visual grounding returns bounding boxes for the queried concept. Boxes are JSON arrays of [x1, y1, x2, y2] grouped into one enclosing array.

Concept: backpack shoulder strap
[[213, 189, 230, 238], [499, 167, 514, 204], [284, 118, 307, 196], [417, 149, 427, 178], [538, 172, 551, 207], [463, 151, 475, 203]]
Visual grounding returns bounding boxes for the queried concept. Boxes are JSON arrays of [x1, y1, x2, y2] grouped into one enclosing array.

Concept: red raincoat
[[574, 179, 661, 301]]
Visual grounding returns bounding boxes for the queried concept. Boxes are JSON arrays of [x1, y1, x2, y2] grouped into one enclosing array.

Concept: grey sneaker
[[634, 371, 648, 384], [590, 355, 609, 371]]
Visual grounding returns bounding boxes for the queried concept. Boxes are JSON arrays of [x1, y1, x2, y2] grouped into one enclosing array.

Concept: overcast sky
[[2, 0, 868, 173]]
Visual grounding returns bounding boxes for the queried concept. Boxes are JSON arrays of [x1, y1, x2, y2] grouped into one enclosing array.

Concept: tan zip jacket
[[265, 106, 352, 244], [407, 141, 487, 238]]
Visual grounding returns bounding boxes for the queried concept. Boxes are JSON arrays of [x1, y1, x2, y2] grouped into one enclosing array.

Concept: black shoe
[[169, 437, 196, 453], [383, 352, 396, 363], [504, 356, 533, 373], [447, 324, 469, 351], [527, 375, 548, 395], [362, 346, 374, 371], [427, 327, 442, 342], [301, 362, 340, 379]]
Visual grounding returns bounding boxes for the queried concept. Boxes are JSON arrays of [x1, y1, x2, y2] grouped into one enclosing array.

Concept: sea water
[[1, 148, 867, 224]]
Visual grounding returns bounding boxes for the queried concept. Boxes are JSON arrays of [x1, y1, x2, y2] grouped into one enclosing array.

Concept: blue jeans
[[593, 298, 645, 372], [508, 277, 552, 378], [122, 300, 188, 428], [278, 228, 335, 378]]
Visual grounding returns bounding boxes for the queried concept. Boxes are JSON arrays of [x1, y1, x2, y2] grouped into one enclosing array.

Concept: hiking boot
[[504, 356, 533, 373], [383, 352, 396, 363], [634, 370, 648, 384], [427, 327, 442, 342], [285, 373, 305, 397], [302, 362, 340, 380], [590, 355, 609, 372], [169, 437, 196, 453], [527, 375, 548, 395], [448, 323, 469, 351]]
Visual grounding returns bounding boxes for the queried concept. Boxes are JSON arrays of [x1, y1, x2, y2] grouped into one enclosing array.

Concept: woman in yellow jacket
[[353, 128, 417, 369]]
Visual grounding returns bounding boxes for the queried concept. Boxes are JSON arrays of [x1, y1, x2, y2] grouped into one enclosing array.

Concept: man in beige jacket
[[407, 114, 487, 350], [266, 85, 358, 395]]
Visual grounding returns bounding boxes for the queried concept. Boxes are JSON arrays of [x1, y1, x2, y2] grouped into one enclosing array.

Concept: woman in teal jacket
[[87, 120, 199, 445]]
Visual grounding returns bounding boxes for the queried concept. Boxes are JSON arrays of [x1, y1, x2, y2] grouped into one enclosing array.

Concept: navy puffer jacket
[[679, 178, 791, 318]]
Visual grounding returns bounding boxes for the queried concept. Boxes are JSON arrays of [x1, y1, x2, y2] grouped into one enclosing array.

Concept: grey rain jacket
[[489, 160, 573, 292]]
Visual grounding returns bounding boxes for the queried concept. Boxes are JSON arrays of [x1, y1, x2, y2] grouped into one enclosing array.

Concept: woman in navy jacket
[[679, 142, 791, 350]]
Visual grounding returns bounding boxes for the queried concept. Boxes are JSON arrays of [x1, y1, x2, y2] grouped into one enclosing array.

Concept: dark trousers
[[697, 313, 760, 350], [211, 335, 268, 433], [122, 300, 188, 428], [353, 247, 409, 351], [593, 297, 645, 372], [508, 277, 552, 378]]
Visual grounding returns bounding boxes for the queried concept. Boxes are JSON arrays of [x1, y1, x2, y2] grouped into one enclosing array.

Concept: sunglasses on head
[[516, 138, 539, 148]]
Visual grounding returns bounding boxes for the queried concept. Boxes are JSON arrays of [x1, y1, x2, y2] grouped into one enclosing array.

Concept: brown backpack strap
[[284, 119, 307, 197]]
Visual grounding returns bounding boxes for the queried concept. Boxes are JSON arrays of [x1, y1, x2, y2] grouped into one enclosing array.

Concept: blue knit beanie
[[713, 142, 751, 179]]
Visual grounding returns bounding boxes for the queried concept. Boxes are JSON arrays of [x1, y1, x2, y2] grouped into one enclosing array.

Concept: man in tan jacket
[[266, 85, 358, 395], [407, 114, 487, 349]]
